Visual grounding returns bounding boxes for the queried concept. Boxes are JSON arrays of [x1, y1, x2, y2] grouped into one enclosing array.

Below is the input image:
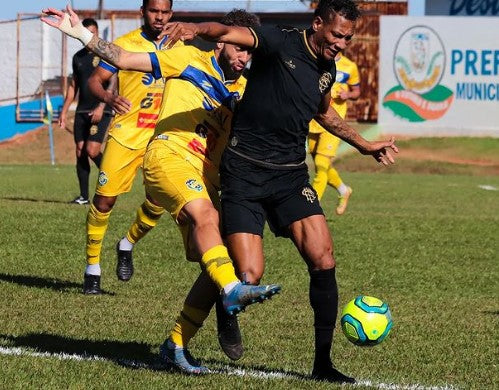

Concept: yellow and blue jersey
[[309, 53, 360, 133], [149, 45, 245, 176], [98, 27, 183, 149]]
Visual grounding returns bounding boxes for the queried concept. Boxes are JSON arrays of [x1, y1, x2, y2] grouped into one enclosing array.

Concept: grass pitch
[[0, 153, 498, 389]]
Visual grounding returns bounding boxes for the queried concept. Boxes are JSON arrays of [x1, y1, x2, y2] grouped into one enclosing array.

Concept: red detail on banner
[[383, 90, 454, 120], [187, 138, 206, 155], [137, 112, 158, 128]]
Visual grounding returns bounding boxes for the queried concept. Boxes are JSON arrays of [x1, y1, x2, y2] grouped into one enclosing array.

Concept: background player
[[308, 49, 360, 215], [83, 0, 179, 294], [58, 18, 113, 205]]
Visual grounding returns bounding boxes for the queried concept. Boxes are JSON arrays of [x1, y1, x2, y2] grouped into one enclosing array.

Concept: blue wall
[[0, 96, 63, 142]]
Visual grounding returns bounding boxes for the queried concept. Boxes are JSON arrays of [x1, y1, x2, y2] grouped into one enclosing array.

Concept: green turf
[[0, 164, 497, 389]]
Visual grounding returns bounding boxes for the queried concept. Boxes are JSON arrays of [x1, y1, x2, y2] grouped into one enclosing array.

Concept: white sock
[[85, 264, 101, 276], [223, 281, 240, 294], [337, 183, 349, 196], [119, 236, 134, 251]]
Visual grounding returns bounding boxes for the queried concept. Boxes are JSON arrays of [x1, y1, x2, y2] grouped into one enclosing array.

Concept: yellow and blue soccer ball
[[340, 295, 393, 346]]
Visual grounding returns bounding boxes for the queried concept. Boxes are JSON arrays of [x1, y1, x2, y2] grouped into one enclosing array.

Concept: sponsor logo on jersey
[[98, 171, 108, 186], [186, 179, 203, 192], [302, 187, 317, 203], [284, 59, 296, 69]]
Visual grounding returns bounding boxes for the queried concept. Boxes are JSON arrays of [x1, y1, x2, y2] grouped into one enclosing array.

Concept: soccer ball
[[340, 295, 393, 346]]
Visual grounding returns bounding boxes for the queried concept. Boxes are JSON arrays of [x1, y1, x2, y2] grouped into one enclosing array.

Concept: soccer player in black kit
[[59, 18, 114, 204], [161, 0, 398, 383]]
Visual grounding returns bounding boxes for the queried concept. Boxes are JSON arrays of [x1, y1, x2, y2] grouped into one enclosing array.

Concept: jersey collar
[[303, 29, 317, 61]]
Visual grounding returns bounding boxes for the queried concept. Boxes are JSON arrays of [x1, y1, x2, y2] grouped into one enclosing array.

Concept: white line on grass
[[0, 346, 458, 389], [478, 185, 498, 191]]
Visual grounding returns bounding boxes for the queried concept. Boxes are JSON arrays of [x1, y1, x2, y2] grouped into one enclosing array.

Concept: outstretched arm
[[315, 93, 398, 165], [41, 5, 152, 73], [161, 21, 255, 48]]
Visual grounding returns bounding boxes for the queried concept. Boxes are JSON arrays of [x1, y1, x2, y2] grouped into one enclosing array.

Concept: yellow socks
[[86, 203, 111, 266], [126, 198, 165, 244], [327, 165, 343, 190], [200, 245, 239, 291], [170, 304, 210, 347]]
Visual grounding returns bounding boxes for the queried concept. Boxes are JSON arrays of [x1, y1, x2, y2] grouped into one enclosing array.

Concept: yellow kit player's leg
[[126, 197, 165, 244], [83, 204, 111, 294], [312, 153, 331, 200]]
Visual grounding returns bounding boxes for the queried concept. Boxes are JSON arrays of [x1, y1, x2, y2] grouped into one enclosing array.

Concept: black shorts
[[220, 149, 323, 238], [73, 112, 112, 144]]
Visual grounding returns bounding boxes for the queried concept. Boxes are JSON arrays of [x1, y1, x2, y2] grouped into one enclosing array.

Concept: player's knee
[[93, 195, 116, 213], [86, 146, 100, 159], [193, 206, 219, 228], [309, 246, 336, 271]]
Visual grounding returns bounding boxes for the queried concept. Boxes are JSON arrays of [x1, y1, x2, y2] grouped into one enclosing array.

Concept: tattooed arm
[[314, 92, 398, 165], [41, 5, 152, 73]]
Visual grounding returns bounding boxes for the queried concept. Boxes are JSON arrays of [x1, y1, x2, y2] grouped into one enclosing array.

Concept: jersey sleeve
[[348, 61, 360, 86], [149, 45, 195, 80], [249, 25, 288, 56]]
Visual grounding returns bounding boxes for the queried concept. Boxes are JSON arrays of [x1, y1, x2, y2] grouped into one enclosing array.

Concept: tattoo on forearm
[[88, 36, 121, 65], [329, 115, 356, 140]]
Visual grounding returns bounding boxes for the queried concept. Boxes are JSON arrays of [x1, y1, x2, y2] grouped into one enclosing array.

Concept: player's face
[[141, 0, 173, 36], [312, 13, 355, 62], [219, 43, 252, 80]]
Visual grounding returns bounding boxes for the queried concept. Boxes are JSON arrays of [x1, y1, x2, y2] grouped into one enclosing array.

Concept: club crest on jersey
[[98, 171, 108, 186], [186, 179, 203, 192], [90, 125, 98, 135], [319, 71, 333, 94], [302, 187, 317, 203]]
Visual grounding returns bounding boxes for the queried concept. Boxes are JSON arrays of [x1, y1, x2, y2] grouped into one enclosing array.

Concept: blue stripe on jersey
[[179, 65, 234, 106], [98, 60, 118, 74], [149, 52, 162, 80], [210, 56, 225, 81]]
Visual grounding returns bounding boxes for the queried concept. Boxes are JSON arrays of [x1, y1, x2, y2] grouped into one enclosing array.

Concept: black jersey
[[228, 25, 336, 166], [72, 48, 111, 113]]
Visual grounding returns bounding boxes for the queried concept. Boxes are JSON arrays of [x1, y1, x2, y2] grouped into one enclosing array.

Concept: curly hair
[[220, 9, 261, 28], [314, 0, 361, 22]]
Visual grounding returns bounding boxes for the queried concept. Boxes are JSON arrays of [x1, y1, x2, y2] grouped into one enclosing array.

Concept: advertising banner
[[379, 16, 499, 136]]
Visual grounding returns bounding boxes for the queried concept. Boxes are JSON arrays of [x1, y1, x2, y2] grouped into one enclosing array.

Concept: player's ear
[[216, 42, 224, 50], [312, 15, 323, 32], [140, 7, 144, 18]]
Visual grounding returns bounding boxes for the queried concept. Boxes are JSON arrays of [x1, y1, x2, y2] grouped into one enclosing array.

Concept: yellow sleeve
[[348, 61, 361, 86], [150, 45, 197, 79]]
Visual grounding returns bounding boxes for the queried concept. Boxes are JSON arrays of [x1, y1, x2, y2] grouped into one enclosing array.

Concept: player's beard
[[219, 52, 243, 81]]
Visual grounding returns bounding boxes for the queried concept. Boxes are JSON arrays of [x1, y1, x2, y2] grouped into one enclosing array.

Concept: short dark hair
[[220, 9, 260, 28], [314, 0, 360, 22], [142, 0, 173, 9], [82, 18, 98, 29]]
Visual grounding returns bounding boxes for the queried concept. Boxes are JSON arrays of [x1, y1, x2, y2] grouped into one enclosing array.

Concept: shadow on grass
[[0, 273, 114, 295], [0, 196, 75, 205], [0, 332, 312, 380], [0, 332, 158, 368]]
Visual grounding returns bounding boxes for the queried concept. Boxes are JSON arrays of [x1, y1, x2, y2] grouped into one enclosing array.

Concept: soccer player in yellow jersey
[[308, 50, 360, 215], [41, 6, 280, 374], [84, 0, 181, 293]]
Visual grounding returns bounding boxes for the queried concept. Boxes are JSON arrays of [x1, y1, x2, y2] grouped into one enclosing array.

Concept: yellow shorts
[[95, 136, 146, 197], [143, 139, 220, 221], [308, 130, 341, 158]]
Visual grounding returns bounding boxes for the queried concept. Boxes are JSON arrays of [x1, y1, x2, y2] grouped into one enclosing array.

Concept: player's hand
[[108, 95, 132, 115], [41, 5, 79, 32], [338, 90, 350, 100], [58, 113, 66, 129], [89, 106, 104, 124], [363, 137, 399, 165], [160, 22, 198, 49], [41, 5, 93, 45]]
